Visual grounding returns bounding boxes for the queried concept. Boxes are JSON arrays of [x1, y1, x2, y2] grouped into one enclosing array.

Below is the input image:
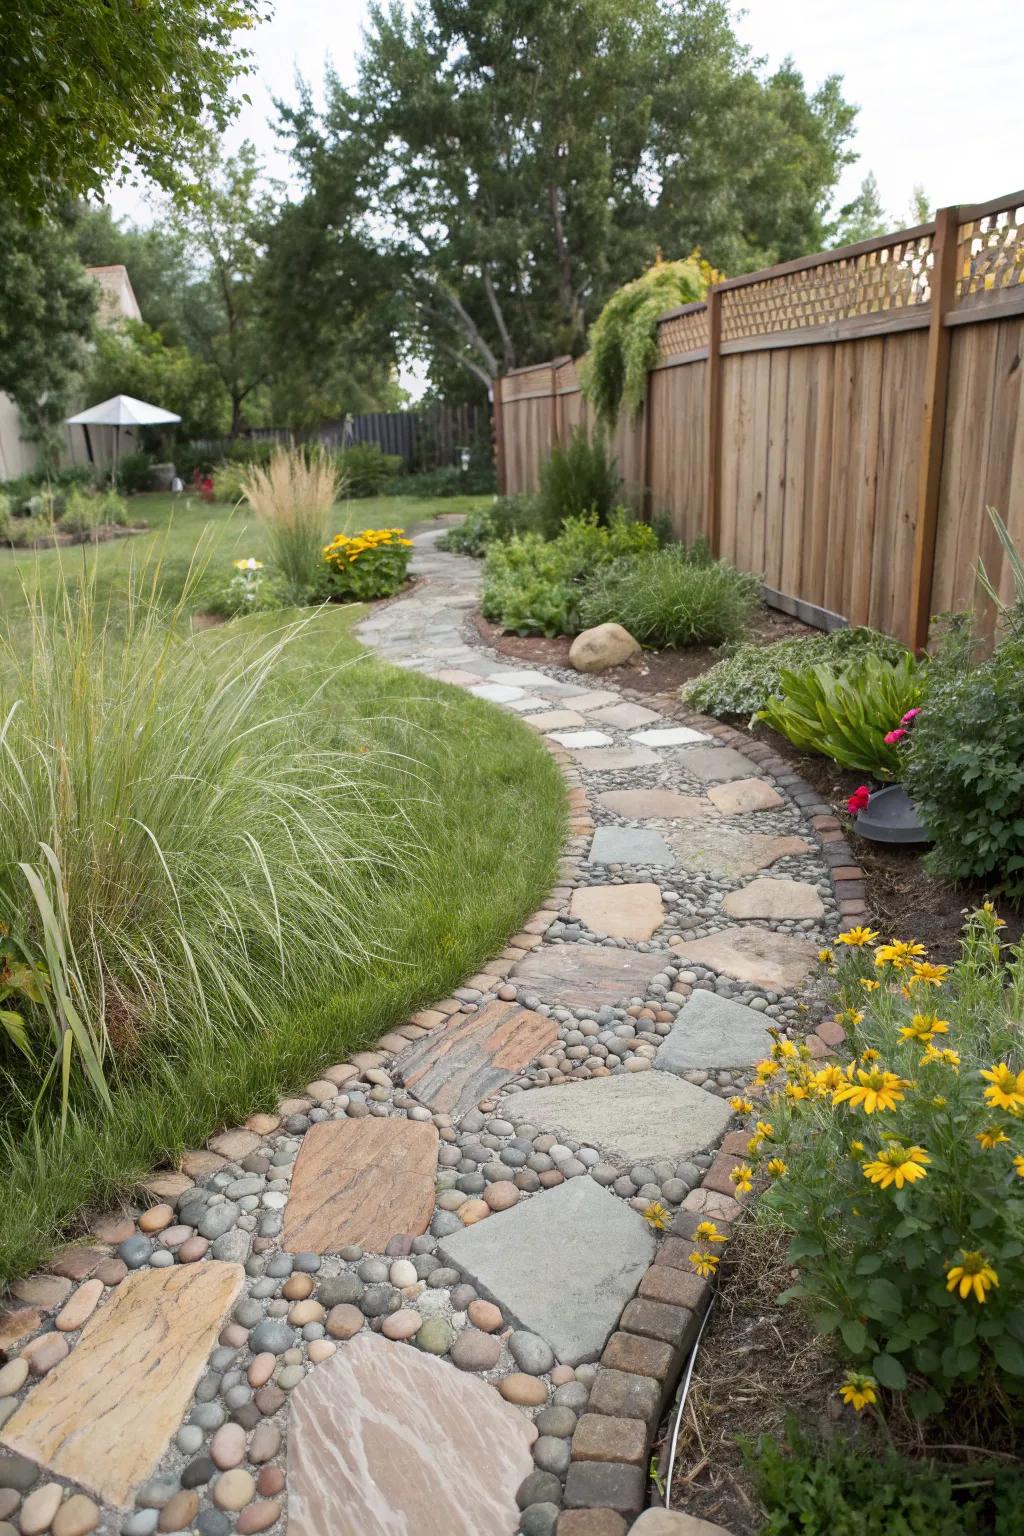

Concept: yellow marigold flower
[[909, 960, 949, 987], [946, 1251, 999, 1304], [755, 1120, 774, 1139], [860, 1048, 881, 1063], [874, 939, 927, 971], [980, 1063, 1024, 1115], [921, 1044, 960, 1070], [835, 1008, 864, 1029], [839, 1372, 877, 1412], [729, 1096, 753, 1114], [689, 1250, 720, 1278], [1014, 1155, 1024, 1178], [746, 1134, 764, 1157], [754, 1059, 780, 1083], [643, 1201, 670, 1231], [784, 1081, 808, 1102], [694, 1220, 727, 1245], [833, 1068, 908, 1114], [818, 947, 833, 964], [836, 926, 879, 947], [813, 1065, 846, 1093], [729, 1163, 754, 1194], [766, 1157, 788, 1178], [863, 1144, 930, 1189], [850, 1140, 865, 1154], [899, 1013, 950, 1043], [859, 978, 880, 992], [976, 1126, 1010, 1150], [772, 1039, 799, 1060], [981, 900, 1006, 927]]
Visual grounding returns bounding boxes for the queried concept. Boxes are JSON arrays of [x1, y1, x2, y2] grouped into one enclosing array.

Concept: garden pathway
[[0, 528, 858, 1536]]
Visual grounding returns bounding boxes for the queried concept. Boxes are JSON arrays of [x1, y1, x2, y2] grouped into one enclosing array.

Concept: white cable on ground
[[663, 1290, 718, 1506]]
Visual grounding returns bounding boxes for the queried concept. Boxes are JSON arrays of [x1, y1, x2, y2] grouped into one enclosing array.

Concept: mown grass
[[0, 507, 563, 1284]]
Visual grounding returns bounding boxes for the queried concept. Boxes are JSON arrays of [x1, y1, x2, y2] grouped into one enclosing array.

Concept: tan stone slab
[[287, 1332, 534, 1536], [568, 690, 623, 711], [706, 777, 785, 814], [571, 746, 660, 771], [180, 1149, 228, 1179], [0, 1263, 244, 1509], [667, 823, 809, 878], [512, 943, 666, 1009], [597, 788, 716, 821], [208, 1129, 261, 1160], [523, 709, 587, 731], [671, 928, 817, 991], [397, 1002, 557, 1117], [142, 1172, 194, 1202], [720, 877, 825, 920], [282, 1117, 438, 1254], [587, 702, 663, 729], [570, 885, 665, 942], [677, 746, 760, 781]]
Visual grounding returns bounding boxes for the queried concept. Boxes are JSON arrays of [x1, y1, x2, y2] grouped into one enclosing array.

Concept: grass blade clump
[[578, 546, 760, 648], [240, 446, 340, 601]]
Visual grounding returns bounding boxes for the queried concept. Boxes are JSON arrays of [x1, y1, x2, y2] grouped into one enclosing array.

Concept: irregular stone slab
[[653, 991, 774, 1072], [567, 690, 621, 711], [489, 670, 563, 689], [671, 928, 818, 991], [287, 1332, 534, 1535], [588, 702, 663, 729], [676, 746, 761, 782], [720, 877, 825, 920], [523, 709, 587, 731], [570, 746, 660, 771], [506, 1071, 730, 1164], [588, 827, 675, 868], [667, 823, 808, 878], [469, 683, 525, 703], [282, 1118, 438, 1254], [570, 885, 665, 942], [512, 944, 666, 1009], [547, 730, 613, 748], [628, 727, 710, 746], [397, 1002, 558, 1117], [439, 1178, 656, 1365], [0, 1263, 243, 1508], [707, 777, 785, 814], [597, 788, 716, 821]]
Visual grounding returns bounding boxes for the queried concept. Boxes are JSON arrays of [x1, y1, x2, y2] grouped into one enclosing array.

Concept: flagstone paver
[[283, 1118, 438, 1253], [0, 1264, 244, 1508], [506, 1071, 732, 1164], [524, 709, 588, 731], [512, 943, 668, 1009], [653, 991, 775, 1073], [469, 682, 525, 702], [588, 702, 663, 729], [570, 884, 665, 941], [666, 823, 809, 878], [707, 777, 786, 814], [596, 788, 717, 821], [548, 730, 614, 748], [674, 745, 761, 781], [671, 927, 819, 990], [628, 727, 710, 747], [588, 827, 675, 868], [721, 877, 826, 920], [396, 1000, 558, 1116], [287, 1334, 535, 1536], [570, 746, 661, 771], [439, 1179, 656, 1365]]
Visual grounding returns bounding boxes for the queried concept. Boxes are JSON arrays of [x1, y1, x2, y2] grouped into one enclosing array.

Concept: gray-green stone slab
[[654, 989, 775, 1072], [587, 827, 675, 868], [505, 1070, 731, 1163], [438, 1178, 656, 1365]]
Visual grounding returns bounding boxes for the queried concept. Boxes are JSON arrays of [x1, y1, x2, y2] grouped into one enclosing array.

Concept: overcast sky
[[108, 0, 1024, 229]]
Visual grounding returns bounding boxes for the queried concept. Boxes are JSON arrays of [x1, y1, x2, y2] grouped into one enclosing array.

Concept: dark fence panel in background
[[240, 404, 490, 469]]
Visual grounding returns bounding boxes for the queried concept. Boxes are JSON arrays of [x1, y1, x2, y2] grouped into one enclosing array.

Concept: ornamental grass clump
[[747, 905, 1024, 1427], [578, 546, 760, 648], [319, 527, 413, 602], [240, 447, 340, 602]]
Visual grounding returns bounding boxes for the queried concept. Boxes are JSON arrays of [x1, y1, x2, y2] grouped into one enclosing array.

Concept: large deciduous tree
[[278, 0, 856, 395], [0, 0, 266, 215]]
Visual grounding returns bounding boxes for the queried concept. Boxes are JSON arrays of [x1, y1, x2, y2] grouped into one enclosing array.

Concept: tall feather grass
[[240, 447, 341, 600], [0, 555, 410, 1132]]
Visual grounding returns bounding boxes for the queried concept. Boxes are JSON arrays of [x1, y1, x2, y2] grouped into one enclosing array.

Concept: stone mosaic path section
[[0, 526, 870, 1536]]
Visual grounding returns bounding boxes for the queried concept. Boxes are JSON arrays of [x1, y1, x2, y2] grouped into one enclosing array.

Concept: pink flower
[[847, 785, 871, 815], [901, 707, 921, 725], [883, 728, 908, 745]]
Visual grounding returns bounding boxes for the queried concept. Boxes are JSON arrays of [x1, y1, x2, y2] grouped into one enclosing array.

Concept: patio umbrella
[[65, 394, 181, 482]]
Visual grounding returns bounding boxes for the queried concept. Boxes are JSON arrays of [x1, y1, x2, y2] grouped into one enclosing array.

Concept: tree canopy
[[277, 0, 857, 395], [0, 0, 266, 215]]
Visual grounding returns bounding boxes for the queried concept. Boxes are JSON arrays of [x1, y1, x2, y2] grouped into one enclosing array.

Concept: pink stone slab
[[287, 1333, 534, 1536], [596, 788, 716, 821], [671, 928, 817, 991], [570, 884, 665, 942], [397, 1002, 558, 1116], [512, 943, 666, 1009], [282, 1117, 439, 1254]]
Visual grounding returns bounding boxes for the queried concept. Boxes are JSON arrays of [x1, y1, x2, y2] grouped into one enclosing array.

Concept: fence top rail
[[712, 221, 936, 294], [657, 299, 708, 322], [957, 188, 1024, 223], [504, 356, 572, 377]]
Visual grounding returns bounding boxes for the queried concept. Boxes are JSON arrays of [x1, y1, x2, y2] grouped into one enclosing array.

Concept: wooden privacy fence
[[494, 188, 1024, 649]]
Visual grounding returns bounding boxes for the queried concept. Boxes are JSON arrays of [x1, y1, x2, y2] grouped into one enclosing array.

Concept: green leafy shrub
[[5, 516, 56, 549], [318, 527, 413, 602], [580, 255, 719, 423], [385, 462, 496, 497], [205, 558, 283, 619], [175, 438, 276, 480], [0, 493, 10, 541], [579, 546, 759, 648], [58, 488, 130, 536], [537, 429, 621, 537], [481, 512, 658, 636], [437, 496, 543, 556], [749, 1421, 1024, 1536], [117, 452, 155, 494], [754, 653, 923, 778], [335, 443, 404, 497], [684, 627, 911, 716], [211, 461, 248, 503], [757, 905, 1024, 1422]]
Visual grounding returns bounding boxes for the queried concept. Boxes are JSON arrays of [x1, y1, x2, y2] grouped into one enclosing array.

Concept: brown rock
[[596, 788, 714, 821], [0, 1308, 41, 1351], [18, 1482, 63, 1535], [21, 1332, 69, 1375], [620, 1298, 696, 1350], [208, 1129, 260, 1160], [600, 1332, 676, 1382], [211, 1421, 247, 1469], [179, 1149, 228, 1179], [631, 1511, 735, 1535], [667, 824, 808, 879], [283, 1117, 438, 1254], [158, 1489, 200, 1531], [92, 1258, 128, 1287], [397, 1002, 558, 1118], [467, 1300, 503, 1332], [48, 1247, 107, 1282], [673, 746, 759, 782], [254, 1384, 286, 1416], [245, 1113, 282, 1136], [237, 1498, 281, 1532], [498, 1373, 548, 1406], [588, 1368, 661, 1426], [247, 1423, 281, 1464], [137, 1203, 175, 1234], [450, 1329, 501, 1371], [156, 1225, 192, 1249], [257, 1465, 285, 1496], [212, 1468, 256, 1510], [570, 747, 660, 772], [568, 623, 641, 672], [305, 1079, 338, 1102], [323, 1063, 360, 1086], [572, 1413, 649, 1465], [511, 943, 667, 1010], [459, 1199, 490, 1225], [51, 1496, 100, 1536], [288, 1300, 325, 1327], [563, 1461, 646, 1517], [174, 1237, 209, 1264], [325, 1304, 364, 1340], [524, 709, 588, 732], [680, 1188, 743, 1223], [482, 1182, 519, 1213], [380, 1310, 422, 1341], [247, 1352, 276, 1388], [55, 1277, 104, 1332], [89, 1213, 136, 1245], [143, 1172, 194, 1202], [11, 1274, 72, 1310], [706, 777, 785, 814], [282, 1273, 315, 1300], [557, 1513, 627, 1536], [570, 884, 665, 942]]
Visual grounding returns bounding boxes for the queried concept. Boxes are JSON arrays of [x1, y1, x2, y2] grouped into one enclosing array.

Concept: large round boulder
[[568, 622, 641, 672]]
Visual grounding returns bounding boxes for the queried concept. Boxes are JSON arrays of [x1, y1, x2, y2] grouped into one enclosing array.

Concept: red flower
[[883, 728, 908, 745], [847, 785, 871, 815]]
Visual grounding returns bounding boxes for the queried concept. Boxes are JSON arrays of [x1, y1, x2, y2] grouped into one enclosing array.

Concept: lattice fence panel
[[555, 359, 580, 391], [721, 232, 935, 343], [955, 202, 1024, 309], [656, 306, 709, 356]]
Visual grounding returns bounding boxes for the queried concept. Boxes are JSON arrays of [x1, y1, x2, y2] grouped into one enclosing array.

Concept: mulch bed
[[1, 523, 149, 552]]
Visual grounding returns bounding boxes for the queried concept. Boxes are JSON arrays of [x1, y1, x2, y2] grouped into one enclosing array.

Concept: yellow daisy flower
[[689, 1250, 720, 1279], [908, 960, 949, 987], [643, 1201, 670, 1231], [833, 1068, 908, 1114], [1013, 1155, 1024, 1179], [818, 948, 833, 964], [729, 1163, 754, 1194], [921, 1044, 960, 1070], [899, 1013, 950, 1044], [862, 1144, 930, 1189], [729, 1096, 754, 1115], [976, 1126, 1010, 1150], [694, 1221, 727, 1245], [755, 1121, 774, 1139], [980, 1063, 1024, 1115], [859, 978, 880, 992], [835, 1008, 865, 1029], [839, 1371, 877, 1412], [766, 1158, 788, 1178], [754, 1059, 780, 1083], [860, 1048, 881, 1063], [813, 1065, 846, 1093], [836, 926, 879, 947], [945, 1251, 999, 1304], [874, 939, 927, 971]]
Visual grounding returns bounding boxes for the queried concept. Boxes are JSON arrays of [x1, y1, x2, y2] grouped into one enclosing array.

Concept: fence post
[[492, 377, 507, 496], [704, 286, 724, 554], [551, 363, 561, 453], [642, 365, 655, 523], [908, 204, 959, 652]]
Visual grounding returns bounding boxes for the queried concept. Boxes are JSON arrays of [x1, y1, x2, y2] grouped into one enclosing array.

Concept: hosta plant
[[748, 905, 1024, 1422], [754, 652, 923, 778]]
